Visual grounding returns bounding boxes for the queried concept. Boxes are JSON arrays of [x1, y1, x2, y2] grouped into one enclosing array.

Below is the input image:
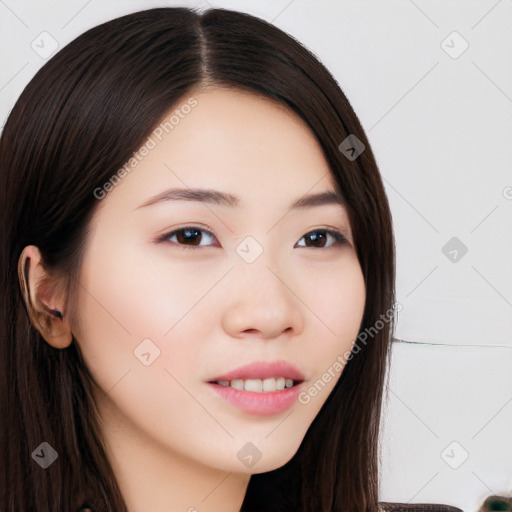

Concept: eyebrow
[[135, 187, 345, 211]]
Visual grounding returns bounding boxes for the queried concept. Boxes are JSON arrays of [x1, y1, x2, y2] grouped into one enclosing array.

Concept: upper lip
[[208, 360, 305, 382]]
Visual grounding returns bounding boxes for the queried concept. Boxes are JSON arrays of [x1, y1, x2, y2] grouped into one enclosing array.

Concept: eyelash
[[156, 226, 348, 249]]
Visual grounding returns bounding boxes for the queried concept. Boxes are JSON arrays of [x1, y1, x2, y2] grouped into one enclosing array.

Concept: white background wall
[[1, 1, 511, 511]]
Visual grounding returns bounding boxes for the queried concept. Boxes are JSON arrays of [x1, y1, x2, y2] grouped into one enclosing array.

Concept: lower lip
[[207, 382, 303, 416]]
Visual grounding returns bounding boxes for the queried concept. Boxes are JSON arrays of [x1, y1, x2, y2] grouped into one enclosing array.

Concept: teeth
[[231, 379, 244, 390], [214, 377, 296, 392], [245, 379, 263, 392]]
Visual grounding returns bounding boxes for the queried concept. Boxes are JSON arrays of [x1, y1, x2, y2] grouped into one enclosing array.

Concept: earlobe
[[17, 245, 73, 349]]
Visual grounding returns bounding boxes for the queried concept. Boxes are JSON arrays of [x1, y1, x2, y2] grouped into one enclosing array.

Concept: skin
[[21, 86, 366, 512]]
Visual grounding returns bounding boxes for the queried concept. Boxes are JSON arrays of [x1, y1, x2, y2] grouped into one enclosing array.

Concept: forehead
[[96, 86, 340, 215], [159, 86, 331, 175]]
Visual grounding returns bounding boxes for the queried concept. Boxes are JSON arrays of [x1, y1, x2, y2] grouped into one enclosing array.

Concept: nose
[[221, 260, 305, 340]]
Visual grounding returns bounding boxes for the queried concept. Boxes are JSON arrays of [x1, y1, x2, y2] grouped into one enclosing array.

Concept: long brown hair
[[0, 7, 395, 512]]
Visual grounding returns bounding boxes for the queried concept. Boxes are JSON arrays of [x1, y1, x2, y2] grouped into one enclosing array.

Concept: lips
[[208, 360, 305, 383], [206, 360, 306, 415]]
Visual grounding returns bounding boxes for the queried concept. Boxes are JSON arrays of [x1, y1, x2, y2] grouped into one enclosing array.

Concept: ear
[[17, 245, 73, 349]]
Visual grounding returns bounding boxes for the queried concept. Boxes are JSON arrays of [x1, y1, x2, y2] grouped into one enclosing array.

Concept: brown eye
[[295, 229, 347, 249], [159, 227, 347, 250], [164, 227, 218, 247]]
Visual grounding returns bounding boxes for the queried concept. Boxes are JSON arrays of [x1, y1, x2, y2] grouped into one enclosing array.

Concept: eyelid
[[155, 225, 349, 249], [154, 225, 218, 247], [294, 228, 348, 248]]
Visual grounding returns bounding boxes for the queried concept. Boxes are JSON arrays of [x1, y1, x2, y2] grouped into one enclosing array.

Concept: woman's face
[[72, 87, 366, 474]]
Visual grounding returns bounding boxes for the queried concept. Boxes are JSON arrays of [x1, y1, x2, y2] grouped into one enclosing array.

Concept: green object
[[484, 496, 512, 512]]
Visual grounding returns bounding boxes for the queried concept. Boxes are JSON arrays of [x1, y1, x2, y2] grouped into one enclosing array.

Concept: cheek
[[72, 241, 214, 389], [71, 246, 211, 439], [305, 255, 366, 343], [297, 256, 366, 393]]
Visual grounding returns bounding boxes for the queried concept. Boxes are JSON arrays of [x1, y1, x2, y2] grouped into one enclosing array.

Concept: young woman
[[0, 7, 396, 512]]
